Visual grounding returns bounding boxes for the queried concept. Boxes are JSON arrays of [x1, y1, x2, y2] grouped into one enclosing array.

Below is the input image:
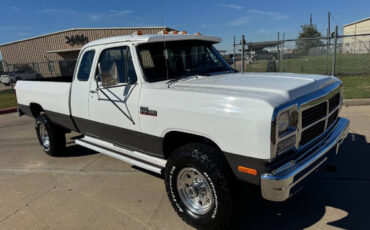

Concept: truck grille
[[329, 93, 340, 112], [299, 92, 341, 146], [302, 102, 327, 128], [300, 121, 325, 146], [327, 110, 339, 127]]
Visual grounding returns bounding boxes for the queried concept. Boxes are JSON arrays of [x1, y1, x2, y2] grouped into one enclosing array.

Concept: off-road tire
[[35, 114, 66, 156], [164, 143, 234, 230]]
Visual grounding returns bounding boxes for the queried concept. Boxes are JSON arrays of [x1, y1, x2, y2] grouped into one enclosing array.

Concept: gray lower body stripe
[[78, 139, 163, 170]]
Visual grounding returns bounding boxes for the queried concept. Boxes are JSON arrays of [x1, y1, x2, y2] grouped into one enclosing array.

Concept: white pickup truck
[[15, 32, 349, 230]]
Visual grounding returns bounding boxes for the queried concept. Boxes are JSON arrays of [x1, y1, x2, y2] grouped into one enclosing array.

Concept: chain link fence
[[3, 33, 370, 79], [227, 33, 370, 77], [2, 59, 77, 81]]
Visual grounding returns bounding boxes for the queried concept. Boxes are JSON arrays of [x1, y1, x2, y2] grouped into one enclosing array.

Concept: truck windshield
[[137, 40, 234, 82]]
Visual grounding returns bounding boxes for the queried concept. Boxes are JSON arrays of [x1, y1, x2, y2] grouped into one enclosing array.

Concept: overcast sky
[[0, 0, 370, 53]]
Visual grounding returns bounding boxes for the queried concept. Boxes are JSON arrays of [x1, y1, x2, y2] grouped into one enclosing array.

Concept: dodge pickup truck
[[15, 31, 349, 230]]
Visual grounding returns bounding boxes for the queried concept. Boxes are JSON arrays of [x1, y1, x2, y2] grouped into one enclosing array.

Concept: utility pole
[[281, 33, 285, 72], [277, 32, 280, 72], [233, 36, 236, 69], [326, 12, 331, 75], [241, 35, 245, 73], [310, 14, 312, 27], [332, 26, 338, 76]]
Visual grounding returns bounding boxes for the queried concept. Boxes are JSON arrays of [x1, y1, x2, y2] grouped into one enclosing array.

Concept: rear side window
[[77, 50, 95, 81]]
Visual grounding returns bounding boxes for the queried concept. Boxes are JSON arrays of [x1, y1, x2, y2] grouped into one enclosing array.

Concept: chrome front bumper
[[260, 118, 349, 202]]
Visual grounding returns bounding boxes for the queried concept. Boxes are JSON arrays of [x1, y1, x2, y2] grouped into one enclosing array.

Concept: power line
[[331, 14, 342, 26]]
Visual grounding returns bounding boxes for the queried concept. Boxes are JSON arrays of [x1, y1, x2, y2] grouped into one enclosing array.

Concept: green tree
[[296, 24, 323, 55], [0, 61, 3, 73]]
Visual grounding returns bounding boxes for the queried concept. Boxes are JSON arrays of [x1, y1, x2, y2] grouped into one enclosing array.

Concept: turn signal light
[[238, 166, 258, 176], [132, 30, 143, 35], [157, 30, 169, 35]]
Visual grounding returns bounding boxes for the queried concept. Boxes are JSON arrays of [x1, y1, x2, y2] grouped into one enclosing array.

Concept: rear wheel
[[35, 114, 66, 156], [164, 143, 234, 230]]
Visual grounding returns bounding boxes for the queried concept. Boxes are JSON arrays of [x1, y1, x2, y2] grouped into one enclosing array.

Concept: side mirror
[[97, 61, 119, 87]]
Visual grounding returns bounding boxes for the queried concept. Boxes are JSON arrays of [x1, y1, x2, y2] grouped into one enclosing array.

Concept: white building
[[343, 17, 370, 54]]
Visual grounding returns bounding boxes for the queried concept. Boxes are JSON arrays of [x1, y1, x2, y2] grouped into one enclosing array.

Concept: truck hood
[[171, 72, 338, 107]]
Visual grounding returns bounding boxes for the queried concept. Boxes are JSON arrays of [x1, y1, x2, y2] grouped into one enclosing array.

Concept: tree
[[0, 61, 3, 73], [296, 24, 323, 55]]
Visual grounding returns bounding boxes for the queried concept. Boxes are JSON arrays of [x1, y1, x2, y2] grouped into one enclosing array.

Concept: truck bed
[[15, 79, 75, 130]]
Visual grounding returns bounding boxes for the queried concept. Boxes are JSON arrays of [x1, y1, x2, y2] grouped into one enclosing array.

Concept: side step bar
[[75, 136, 166, 174]]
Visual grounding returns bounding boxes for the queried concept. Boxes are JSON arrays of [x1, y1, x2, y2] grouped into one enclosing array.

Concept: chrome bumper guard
[[261, 118, 349, 202]]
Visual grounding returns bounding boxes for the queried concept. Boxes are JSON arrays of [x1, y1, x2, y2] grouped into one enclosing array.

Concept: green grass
[[239, 53, 370, 99], [339, 75, 370, 99], [0, 73, 368, 109], [244, 53, 370, 75], [0, 89, 17, 110]]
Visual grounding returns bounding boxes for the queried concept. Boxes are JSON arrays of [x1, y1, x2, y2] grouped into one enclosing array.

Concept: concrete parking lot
[[0, 84, 11, 92], [0, 106, 369, 230]]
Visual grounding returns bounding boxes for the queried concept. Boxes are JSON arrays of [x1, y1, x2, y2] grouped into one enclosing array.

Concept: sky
[[0, 0, 370, 54]]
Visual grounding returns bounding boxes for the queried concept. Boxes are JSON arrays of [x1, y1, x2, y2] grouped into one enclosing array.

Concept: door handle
[[90, 90, 97, 94]]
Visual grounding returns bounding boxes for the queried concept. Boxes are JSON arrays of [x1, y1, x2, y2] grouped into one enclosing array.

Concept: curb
[[0, 107, 17, 115], [343, 99, 370, 107]]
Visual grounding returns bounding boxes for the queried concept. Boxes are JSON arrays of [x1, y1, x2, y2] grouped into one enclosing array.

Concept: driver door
[[87, 45, 142, 150]]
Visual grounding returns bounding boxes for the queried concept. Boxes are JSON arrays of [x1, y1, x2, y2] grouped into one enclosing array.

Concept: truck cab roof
[[83, 34, 222, 49]]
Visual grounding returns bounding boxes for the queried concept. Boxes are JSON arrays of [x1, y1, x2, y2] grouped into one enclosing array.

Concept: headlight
[[278, 108, 298, 137], [274, 106, 299, 156]]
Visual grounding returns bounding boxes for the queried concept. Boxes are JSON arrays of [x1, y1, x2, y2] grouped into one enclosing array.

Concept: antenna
[[159, 0, 169, 80]]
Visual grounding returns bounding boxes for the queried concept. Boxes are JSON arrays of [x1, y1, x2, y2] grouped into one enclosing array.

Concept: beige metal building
[[0, 27, 172, 77], [343, 17, 370, 54]]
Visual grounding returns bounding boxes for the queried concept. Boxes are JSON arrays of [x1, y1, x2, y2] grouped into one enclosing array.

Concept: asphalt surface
[[0, 106, 369, 230]]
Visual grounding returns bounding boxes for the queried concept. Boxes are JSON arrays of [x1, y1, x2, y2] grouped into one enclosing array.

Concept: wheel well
[[30, 103, 44, 118], [162, 131, 220, 159]]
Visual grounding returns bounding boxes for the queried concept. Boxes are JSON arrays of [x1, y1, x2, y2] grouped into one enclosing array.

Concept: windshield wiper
[[167, 75, 199, 88]]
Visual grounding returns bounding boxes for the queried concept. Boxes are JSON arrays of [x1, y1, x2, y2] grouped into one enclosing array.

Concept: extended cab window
[[77, 50, 95, 81], [97, 46, 137, 84]]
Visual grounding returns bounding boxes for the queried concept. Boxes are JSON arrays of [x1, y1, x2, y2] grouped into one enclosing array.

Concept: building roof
[[83, 34, 222, 49], [343, 17, 370, 27], [0, 27, 172, 47]]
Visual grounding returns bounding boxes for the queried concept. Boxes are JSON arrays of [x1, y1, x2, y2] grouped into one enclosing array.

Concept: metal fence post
[[332, 26, 338, 76], [326, 12, 330, 75], [281, 33, 285, 72], [277, 32, 280, 72], [233, 36, 236, 69], [241, 35, 245, 73]]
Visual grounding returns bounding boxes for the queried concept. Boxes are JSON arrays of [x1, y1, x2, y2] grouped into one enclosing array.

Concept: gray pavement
[[0, 107, 369, 230], [0, 84, 11, 92]]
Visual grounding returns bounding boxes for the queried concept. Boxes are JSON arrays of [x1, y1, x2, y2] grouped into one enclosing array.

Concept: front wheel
[[35, 114, 66, 156], [164, 143, 234, 230]]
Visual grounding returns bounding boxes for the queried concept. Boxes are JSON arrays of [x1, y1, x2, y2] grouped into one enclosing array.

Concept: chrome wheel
[[39, 123, 50, 150], [177, 168, 214, 215]]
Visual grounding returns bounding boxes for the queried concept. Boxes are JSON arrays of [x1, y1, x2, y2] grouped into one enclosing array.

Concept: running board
[[75, 136, 166, 174]]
